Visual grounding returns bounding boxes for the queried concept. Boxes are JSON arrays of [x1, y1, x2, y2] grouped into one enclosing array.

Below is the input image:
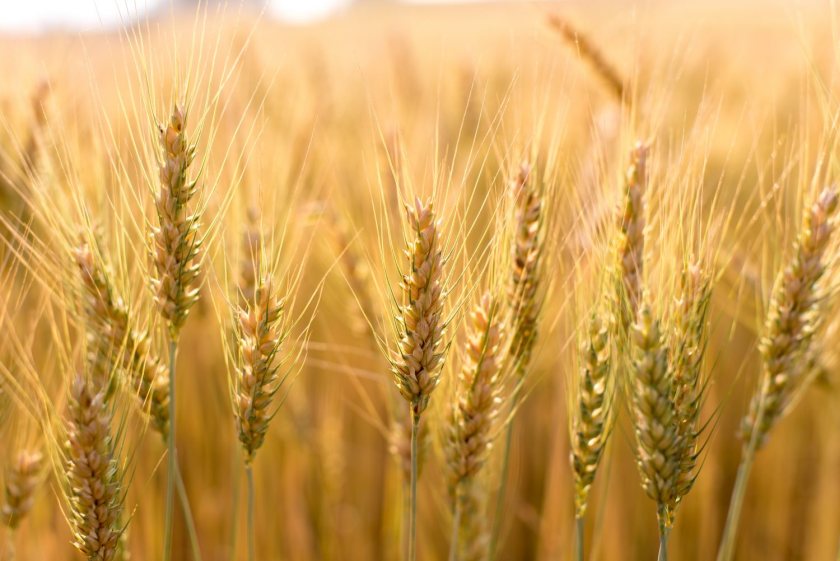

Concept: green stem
[[408, 408, 419, 561], [229, 446, 241, 561], [174, 462, 202, 561], [488, 408, 516, 561], [163, 339, 177, 561], [448, 491, 461, 561], [717, 399, 767, 561], [574, 517, 584, 561], [246, 464, 255, 561], [657, 521, 670, 561], [715, 440, 757, 561]]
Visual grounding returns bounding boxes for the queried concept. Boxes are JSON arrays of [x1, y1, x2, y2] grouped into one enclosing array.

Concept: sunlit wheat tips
[[63, 374, 125, 561], [2, 449, 43, 530], [74, 239, 170, 439], [233, 274, 286, 463], [150, 105, 202, 341], [445, 292, 507, 561], [569, 311, 613, 520], [742, 186, 839, 449], [391, 197, 447, 417]]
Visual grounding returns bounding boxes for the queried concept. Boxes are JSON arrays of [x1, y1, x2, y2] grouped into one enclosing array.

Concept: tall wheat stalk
[[717, 187, 838, 561], [489, 162, 544, 561], [149, 105, 202, 561], [389, 197, 447, 561]]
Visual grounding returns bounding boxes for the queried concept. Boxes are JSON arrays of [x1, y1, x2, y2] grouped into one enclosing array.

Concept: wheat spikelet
[[629, 303, 681, 528], [391, 197, 447, 417], [233, 275, 286, 463], [1, 449, 43, 530], [569, 312, 612, 519], [446, 293, 506, 560], [742, 186, 839, 449], [74, 240, 170, 439], [64, 375, 124, 561], [615, 143, 648, 332], [150, 105, 201, 340], [507, 161, 544, 377]]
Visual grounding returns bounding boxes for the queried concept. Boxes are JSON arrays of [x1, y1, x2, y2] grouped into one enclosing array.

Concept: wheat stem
[[229, 445, 241, 561], [448, 493, 461, 561], [575, 517, 584, 561], [658, 515, 670, 561], [246, 464, 255, 561], [488, 414, 516, 561], [716, 422, 759, 561], [174, 461, 202, 561], [163, 339, 176, 561], [409, 408, 419, 561]]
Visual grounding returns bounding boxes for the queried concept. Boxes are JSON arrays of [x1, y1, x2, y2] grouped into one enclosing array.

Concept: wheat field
[[0, 1, 839, 560]]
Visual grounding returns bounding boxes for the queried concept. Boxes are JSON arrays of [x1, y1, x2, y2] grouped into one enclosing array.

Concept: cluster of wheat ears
[[0, 6, 838, 561]]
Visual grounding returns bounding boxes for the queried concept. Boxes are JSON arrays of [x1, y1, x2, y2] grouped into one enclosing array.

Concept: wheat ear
[[446, 293, 506, 561], [489, 161, 545, 561], [2, 449, 43, 530], [570, 312, 613, 521], [74, 240, 170, 439], [64, 375, 124, 561], [615, 143, 648, 334]]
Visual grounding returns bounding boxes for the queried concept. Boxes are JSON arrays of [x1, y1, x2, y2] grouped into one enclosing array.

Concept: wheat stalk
[[390, 196, 447, 561], [149, 104, 202, 561], [233, 275, 286, 464], [718, 186, 839, 561], [489, 160, 545, 561]]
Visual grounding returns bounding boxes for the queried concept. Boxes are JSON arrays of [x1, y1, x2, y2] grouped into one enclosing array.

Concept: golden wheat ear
[[1, 449, 44, 530], [742, 186, 839, 449], [149, 105, 202, 341], [73, 237, 170, 440], [445, 292, 506, 561], [62, 373, 126, 561]]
